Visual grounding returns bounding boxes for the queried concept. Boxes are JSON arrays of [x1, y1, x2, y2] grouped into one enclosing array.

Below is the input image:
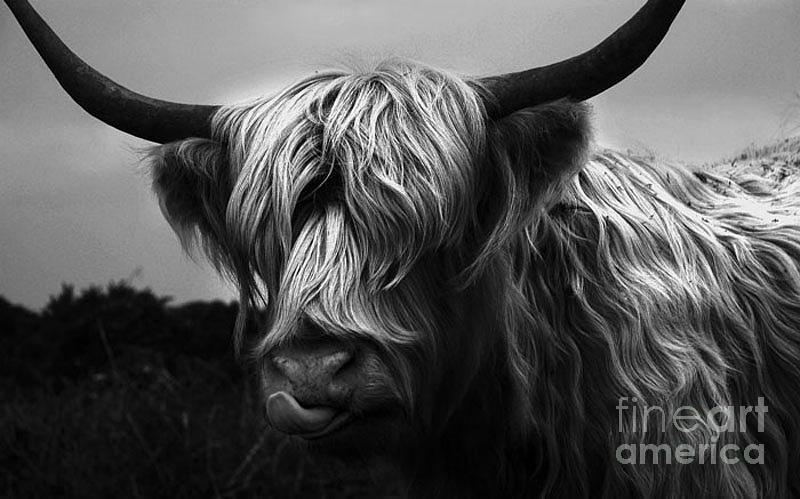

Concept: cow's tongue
[[267, 391, 337, 435]]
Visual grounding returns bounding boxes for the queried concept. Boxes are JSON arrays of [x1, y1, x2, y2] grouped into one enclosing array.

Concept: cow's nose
[[266, 341, 356, 436], [272, 346, 352, 385], [268, 341, 355, 403]]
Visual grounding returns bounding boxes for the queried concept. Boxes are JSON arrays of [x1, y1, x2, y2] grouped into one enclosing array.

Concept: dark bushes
[[0, 283, 398, 498]]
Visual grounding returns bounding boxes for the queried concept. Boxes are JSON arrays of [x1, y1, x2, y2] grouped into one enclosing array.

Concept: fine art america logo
[[615, 397, 767, 465]]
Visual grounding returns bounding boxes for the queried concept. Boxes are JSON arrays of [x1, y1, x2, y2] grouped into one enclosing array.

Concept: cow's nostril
[[271, 355, 299, 378], [325, 349, 353, 374]]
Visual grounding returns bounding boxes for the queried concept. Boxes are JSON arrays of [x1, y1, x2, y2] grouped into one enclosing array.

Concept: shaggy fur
[[147, 61, 800, 498]]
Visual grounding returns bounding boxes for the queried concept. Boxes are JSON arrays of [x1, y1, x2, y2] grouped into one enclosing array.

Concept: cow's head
[[5, 0, 685, 469], [148, 64, 596, 461]]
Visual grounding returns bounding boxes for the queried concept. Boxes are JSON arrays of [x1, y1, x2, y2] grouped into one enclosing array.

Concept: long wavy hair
[[146, 60, 800, 498]]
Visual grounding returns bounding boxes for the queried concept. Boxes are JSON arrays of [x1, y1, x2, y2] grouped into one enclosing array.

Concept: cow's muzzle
[[263, 340, 359, 439]]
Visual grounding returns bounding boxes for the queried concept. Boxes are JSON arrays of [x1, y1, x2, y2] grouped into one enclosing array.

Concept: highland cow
[[6, 0, 800, 497]]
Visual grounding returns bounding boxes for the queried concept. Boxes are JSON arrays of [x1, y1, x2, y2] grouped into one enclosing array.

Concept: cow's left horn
[[479, 0, 686, 119], [4, 0, 219, 143]]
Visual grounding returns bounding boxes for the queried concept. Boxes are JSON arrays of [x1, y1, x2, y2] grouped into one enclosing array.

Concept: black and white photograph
[[2, 0, 800, 497]]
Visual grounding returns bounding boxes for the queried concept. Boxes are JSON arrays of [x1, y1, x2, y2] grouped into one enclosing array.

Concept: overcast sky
[[1, 0, 799, 310]]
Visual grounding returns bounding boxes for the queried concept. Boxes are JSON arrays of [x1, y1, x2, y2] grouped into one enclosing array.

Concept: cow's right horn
[[4, 0, 220, 144]]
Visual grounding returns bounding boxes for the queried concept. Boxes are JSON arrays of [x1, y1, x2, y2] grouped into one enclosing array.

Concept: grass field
[[0, 283, 400, 498]]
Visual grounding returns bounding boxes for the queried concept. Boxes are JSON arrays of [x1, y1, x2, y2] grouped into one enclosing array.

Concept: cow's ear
[[466, 101, 591, 269], [147, 139, 232, 256], [487, 100, 592, 213]]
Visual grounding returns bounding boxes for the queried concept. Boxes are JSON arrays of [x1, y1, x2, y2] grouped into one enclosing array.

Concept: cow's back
[[524, 138, 800, 497]]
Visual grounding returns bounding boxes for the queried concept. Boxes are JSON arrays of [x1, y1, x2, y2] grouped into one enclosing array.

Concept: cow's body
[[146, 70, 800, 496], [522, 145, 800, 497]]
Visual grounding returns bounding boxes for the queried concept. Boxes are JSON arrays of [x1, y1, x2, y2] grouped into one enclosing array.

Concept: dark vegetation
[[0, 282, 398, 498]]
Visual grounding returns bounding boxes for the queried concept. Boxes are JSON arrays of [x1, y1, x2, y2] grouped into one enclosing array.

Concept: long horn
[[4, 0, 219, 143], [479, 0, 686, 119]]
